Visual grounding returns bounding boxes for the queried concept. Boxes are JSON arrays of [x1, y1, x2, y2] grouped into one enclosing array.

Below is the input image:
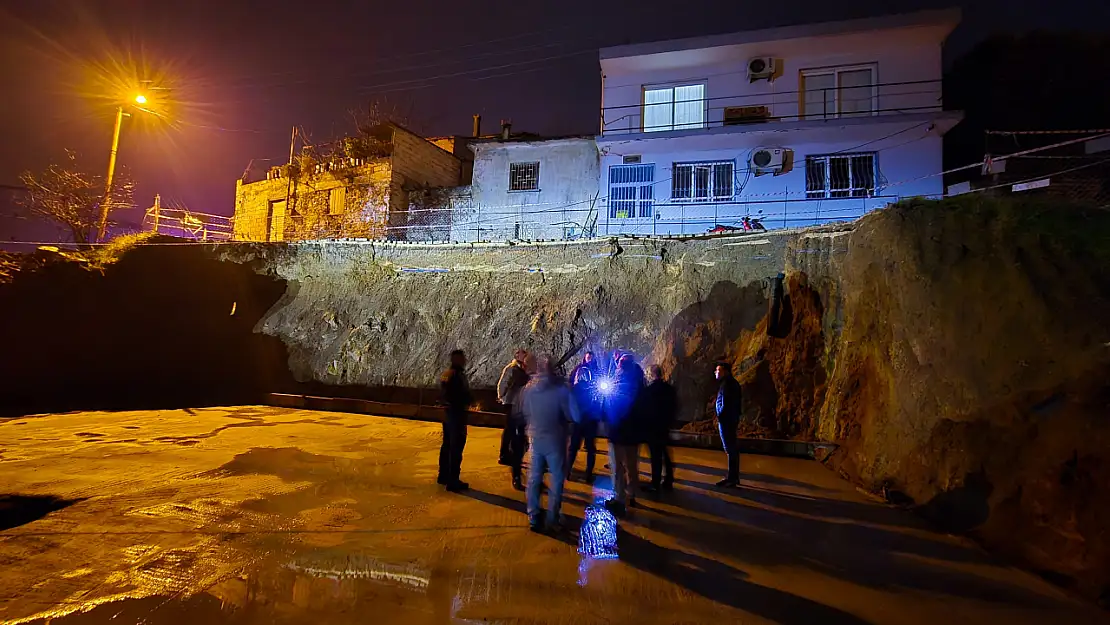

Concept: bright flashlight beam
[[598, 380, 614, 394], [134, 94, 147, 104]]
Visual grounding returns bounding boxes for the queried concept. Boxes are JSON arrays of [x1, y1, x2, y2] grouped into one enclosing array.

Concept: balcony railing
[[600, 79, 945, 136]]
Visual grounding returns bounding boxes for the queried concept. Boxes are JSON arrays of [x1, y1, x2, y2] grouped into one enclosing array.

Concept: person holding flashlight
[[605, 353, 646, 517], [568, 351, 601, 483]]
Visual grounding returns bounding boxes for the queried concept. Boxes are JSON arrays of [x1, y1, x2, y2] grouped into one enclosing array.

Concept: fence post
[[784, 185, 789, 229], [476, 203, 481, 243], [152, 193, 161, 234]]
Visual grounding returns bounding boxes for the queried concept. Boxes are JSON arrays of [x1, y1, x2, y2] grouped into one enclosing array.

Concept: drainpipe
[[472, 114, 481, 138]]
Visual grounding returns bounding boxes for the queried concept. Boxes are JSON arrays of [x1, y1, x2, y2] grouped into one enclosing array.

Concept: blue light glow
[[597, 379, 614, 395], [577, 504, 619, 560]]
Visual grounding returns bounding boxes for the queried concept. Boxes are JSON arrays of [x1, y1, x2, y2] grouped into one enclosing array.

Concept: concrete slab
[[0, 406, 1104, 625]]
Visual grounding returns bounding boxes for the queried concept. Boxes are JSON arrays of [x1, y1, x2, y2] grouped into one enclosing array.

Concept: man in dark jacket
[[640, 365, 677, 492], [605, 354, 645, 516], [714, 362, 742, 487], [438, 349, 472, 492], [567, 351, 601, 484]]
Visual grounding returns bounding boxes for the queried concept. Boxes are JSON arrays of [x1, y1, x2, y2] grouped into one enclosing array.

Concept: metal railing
[[601, 79, 945, 136], [227, 191, 906, 243], [144, 202, 234, 242]]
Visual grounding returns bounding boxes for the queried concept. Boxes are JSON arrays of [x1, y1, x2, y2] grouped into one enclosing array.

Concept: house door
[[268, 200, 286, 241]]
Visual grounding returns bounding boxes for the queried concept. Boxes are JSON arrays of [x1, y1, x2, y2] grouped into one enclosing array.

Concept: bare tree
[[16, 151, 135, 246]]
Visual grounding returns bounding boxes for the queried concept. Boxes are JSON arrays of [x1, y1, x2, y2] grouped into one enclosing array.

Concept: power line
[[969, 157, 1110, 195], [353, 49, 596, 94], [213, 24, 593, 84], [233, 37, 600, 91], [986, 129, 1110, 136]]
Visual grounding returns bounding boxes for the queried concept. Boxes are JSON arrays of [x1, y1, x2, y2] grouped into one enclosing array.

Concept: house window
[[608, 164, 655, 218], [672, 161, 734, 202], [509, 162, 540, 191], [801, 65, 876, 119], [805, 153, 877, 199], [643, 83, 706, 132]]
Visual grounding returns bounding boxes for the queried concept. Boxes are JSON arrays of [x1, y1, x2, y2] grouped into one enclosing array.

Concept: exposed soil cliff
[[821, 197, 1110, 604]]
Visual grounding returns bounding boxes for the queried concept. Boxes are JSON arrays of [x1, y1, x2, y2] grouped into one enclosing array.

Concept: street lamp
[[97, 93, 148, 242]]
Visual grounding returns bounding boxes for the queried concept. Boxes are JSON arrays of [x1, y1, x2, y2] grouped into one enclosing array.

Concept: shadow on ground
[[468, 487, 875, 625], [0, 494, 83, 531]]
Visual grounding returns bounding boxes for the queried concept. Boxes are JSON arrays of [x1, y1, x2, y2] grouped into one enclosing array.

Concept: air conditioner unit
[[724, 106, 770, 125], [750, 147, 793, 176], [747, 57, 776, 82]]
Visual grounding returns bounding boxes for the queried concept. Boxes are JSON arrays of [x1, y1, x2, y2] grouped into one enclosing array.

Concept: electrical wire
[[969, 157, 1110, 195], [353, 49, 596, 94], [233, 37, 602, 90]]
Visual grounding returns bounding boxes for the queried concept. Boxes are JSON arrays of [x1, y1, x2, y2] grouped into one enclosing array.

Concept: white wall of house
[[597, 122, 944, 235], [596, 9, 961, 235], [452, 138, 600, 241]]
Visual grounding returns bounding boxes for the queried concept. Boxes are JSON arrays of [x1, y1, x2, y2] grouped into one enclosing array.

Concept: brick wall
[[386, 126, 463, 240], [234, 126, 463, 242], [233, 164, 392, 241]]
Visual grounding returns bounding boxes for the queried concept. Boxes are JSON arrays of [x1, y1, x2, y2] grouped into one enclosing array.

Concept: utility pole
[[97, 106, 129, 242], [278, 125, 296, 242]]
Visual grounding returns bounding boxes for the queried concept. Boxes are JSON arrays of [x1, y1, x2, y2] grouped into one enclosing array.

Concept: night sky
[[0, 0, 1106, 234]]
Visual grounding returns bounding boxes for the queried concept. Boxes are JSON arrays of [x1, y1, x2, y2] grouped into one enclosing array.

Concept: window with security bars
[[509, 162, 540, 191], [805, 153, 877, 199], [672, 161, 734, 202], [608, 164, 655, 218]]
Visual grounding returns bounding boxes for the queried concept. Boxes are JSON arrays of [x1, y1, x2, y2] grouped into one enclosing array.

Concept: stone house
[[233, 123, 462, 242], [448, 131, 600, 242]]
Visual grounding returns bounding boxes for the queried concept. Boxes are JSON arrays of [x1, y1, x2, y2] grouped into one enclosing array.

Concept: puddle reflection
[[31, 548, 530, 625]]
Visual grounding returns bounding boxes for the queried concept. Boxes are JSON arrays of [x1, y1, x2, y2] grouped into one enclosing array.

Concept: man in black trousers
[[496, 348, 532, 491], [714, 362, 742, 487], [438, 349, 472, 492], [640, 365, 677, 492]]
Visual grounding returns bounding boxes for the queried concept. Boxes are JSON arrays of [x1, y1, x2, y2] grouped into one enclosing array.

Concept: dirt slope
[[821, 196, 1110, 603]]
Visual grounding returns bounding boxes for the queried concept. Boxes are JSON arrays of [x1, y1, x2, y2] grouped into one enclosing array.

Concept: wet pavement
[[0, 406, 1105, 625]]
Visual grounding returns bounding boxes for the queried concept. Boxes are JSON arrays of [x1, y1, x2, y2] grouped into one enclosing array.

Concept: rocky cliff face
[[223, 229, 844, 421], [820, 197, 1110, 604]]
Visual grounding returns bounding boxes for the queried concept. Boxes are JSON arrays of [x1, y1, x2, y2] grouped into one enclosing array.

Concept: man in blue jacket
[[714, 362, 742, 487]]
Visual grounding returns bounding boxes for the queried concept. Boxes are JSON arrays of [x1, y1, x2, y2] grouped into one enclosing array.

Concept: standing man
[[640, 365, 677, 492], [714, 361, 742, 488], [497, 348, 531, 491], [568, 351, 601, 484], [519, 355, 580, 533], [605, 353, 645, 517], [438, 349, 472, 492]]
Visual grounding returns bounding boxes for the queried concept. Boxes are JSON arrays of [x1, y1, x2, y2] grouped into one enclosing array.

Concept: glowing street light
[[97, 93, 150, 242]]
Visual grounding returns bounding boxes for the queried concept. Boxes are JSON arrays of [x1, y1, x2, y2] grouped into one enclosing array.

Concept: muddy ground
[[1, 407, 1105, 625]]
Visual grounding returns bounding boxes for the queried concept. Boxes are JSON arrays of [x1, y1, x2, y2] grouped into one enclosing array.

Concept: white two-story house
[[595, 9, 963, 235]]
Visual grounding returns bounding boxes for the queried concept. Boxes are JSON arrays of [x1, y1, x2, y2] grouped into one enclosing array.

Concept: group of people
[[437, 347, 745, 534]]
